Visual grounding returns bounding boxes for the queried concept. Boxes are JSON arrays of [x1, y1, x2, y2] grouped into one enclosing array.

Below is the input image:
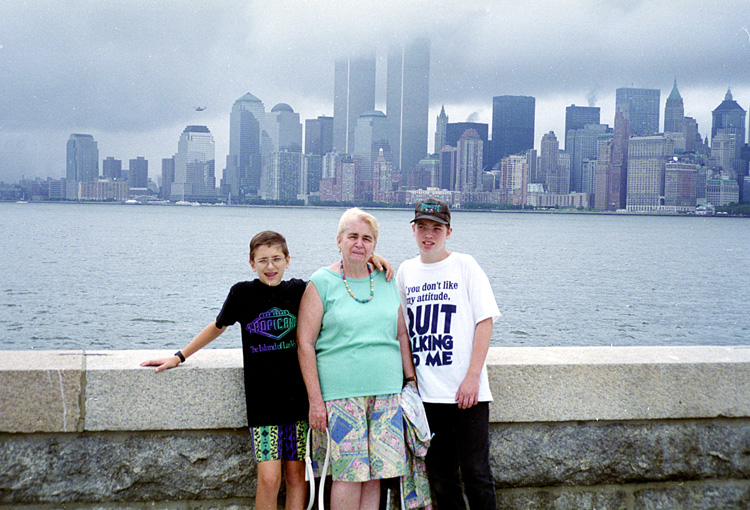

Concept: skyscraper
[[455, 128, 483, 192], [225, 93, 265, 199], [664, 79, 685, 133], [434, 105, 448, 154], [490, 95, 535, 168], [539, 131, 559, 191], [128, 157, 148, 189], [171, 125, 216, 202], [333, 53, 376, 154], [626, 135, 674, 211], [710, 89, 746, 178], [66, 134, 99, 182], [608, 111, 630, 210], [567, 123, 610, 192], [266, 103, 302, 153], [615, 88, 660, 137], [564, 105, 600, 150], [265, 151, 303, 201], [352, 110, 391, 181], [446, 122, 489, 167], [386, 37, 430, 172], [102, 157, 122, 180], [305, 116, 334, 156]]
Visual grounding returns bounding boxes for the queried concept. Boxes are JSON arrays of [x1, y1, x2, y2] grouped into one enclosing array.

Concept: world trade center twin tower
[[333, 38, 431, 178]]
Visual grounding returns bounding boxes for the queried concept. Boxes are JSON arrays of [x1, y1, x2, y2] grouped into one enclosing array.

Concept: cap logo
[[419, 202, 442, 214]]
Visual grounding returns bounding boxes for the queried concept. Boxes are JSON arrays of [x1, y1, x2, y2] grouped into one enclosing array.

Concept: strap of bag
[[305, 427, 331, 510]]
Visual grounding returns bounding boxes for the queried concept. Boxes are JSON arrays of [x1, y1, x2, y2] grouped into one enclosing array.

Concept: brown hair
[[249, 231, 289, 261]]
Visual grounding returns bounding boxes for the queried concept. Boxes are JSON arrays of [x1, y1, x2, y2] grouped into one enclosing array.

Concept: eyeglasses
[[255, 256, 286, 267]]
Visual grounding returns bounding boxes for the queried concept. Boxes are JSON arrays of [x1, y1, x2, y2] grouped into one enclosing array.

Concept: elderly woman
[[298, 208, 415, 510]]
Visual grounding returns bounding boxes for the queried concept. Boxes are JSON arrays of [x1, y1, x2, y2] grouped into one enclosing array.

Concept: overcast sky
[[2, 0, 750, 183]]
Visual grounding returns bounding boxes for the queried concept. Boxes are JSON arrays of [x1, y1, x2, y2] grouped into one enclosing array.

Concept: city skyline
[[1, 1, 750, 182]]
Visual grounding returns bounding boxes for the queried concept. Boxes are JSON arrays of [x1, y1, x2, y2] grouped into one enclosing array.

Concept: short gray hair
[[337, 208, 379, 242]]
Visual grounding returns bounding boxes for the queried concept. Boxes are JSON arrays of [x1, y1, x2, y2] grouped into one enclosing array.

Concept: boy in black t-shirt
[[142, 231, 391, 510], [142, 231, 309, 510]]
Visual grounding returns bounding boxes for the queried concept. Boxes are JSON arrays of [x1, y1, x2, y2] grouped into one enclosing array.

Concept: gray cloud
[[1, 0, 749, 181]]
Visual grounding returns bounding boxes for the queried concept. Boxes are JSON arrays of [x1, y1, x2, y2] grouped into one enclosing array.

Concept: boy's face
[[249, 244, 290, 287], [412, 219, 452, 260]]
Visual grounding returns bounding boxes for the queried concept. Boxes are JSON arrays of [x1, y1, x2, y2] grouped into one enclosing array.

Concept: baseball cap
[[412, 198, 451, 225]]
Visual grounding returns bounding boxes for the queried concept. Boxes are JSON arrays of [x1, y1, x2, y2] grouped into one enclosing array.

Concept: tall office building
[[446, 122, 489, 168], [711, 89, 746, 178], [352, 110, 391, 181], [664, 79, 685, 133], [265, 151, 303, 201], [171, 125, 216, 202], [565, 105, 600, 150], [539, 131, 558, 191], [266, 103, 302, 153], [333, 53, 376, 154], [490, 95, 535, 168], [225, 93, 265, 199], [608, 111, 630, 210], [567, 123, 610, 192], [664, 162, 698, 209], [305, 116, 334, 156], [434, 106, 448, 154], [372, 149, 395, 202], [386, 37, 430, 172], [102, 157, 122, 180], [615, 88, 660, 137], [128, 157, 148, 189], [499, 154, 528, 205], [66, 134, 99, 182], [626, 135, 674, 211], [455, 129, 483, 192], [161, 157, 175, 200], [438, 145, 457, 190]]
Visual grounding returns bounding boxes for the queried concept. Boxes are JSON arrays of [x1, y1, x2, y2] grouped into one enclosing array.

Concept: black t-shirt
[[215, 278, 309, 427]]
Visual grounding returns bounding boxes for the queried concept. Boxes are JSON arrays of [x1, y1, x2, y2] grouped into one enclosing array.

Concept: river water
[[1, 202, 748, 350]]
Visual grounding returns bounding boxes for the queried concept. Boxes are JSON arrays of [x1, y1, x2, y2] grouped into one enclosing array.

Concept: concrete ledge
[[2, 346, 750, 433]]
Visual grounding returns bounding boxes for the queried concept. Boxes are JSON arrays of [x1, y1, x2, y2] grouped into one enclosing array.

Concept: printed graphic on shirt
[[403, 280, 458, 368], [246, 307, 297, 353]]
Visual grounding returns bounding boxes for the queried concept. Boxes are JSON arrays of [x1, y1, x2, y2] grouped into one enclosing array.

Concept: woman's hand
[[140, 357, 180, 373], [308, 398, 328, 432]]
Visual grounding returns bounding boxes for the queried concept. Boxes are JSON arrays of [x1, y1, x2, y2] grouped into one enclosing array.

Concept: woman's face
[[337, 218, 376, 265]]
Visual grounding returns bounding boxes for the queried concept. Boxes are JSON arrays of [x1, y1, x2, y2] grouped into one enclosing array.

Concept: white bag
[[305, 427, 331, 510]]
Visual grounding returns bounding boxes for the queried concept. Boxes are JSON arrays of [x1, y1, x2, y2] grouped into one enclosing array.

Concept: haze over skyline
[[1, 0, 750, 182]]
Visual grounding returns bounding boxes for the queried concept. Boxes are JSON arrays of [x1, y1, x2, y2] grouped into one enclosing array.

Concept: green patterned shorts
[[250, 420, 308, 463]]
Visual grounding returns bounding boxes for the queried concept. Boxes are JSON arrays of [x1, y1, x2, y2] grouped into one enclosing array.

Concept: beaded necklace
[[339, 260, 374, 303]]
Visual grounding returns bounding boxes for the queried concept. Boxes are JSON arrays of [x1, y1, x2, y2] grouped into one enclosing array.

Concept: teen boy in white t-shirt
[[396, 198, 500, 510]]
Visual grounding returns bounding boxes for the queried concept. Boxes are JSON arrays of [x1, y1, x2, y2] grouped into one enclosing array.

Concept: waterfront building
[[664, 162, 698, 210], [128, 157, 148, 189], [539, 131, 559, 192], [626, 135, 674, 211], [303, 154, 322, 194], [78, 179, 129, 201], [682, 117, 701, 153], [266, 103, 302, 153], [352, 110, 391, 181], [161, 157, 174, 200], [525, 191, 590, 208], [225, 93, 264, 199], [455, 128, 484, 192], [66, 134, 99, 199], [710, 89, 746, 178], [333, 53, 376, 154], [171, 125, 216, 202], [706, 178, 740, 206], [489, 95, 535, 169], [387, 37, 430, 172], [608, 111, 630, 210], [499, 154, 528, 205], [304, 116, 333, 156], [594, 139, 613, 210], [434, 106, 448, 154], [526, 149, 539, 184], [372, 149, 395, 202], [321, 152, 340, 180], [564, 105, 600, 150], [438, 145, 457, 190], [264, 151, 303, 202], [567, 123, 610, 192], [103, 157, 122, 180], [664, 79, 685, 134], [407, 155, 440, 190], [615, 88, 660, 137]]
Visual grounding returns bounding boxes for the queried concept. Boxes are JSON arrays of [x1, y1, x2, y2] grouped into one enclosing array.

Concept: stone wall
[[1, 346, 749, 509]]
